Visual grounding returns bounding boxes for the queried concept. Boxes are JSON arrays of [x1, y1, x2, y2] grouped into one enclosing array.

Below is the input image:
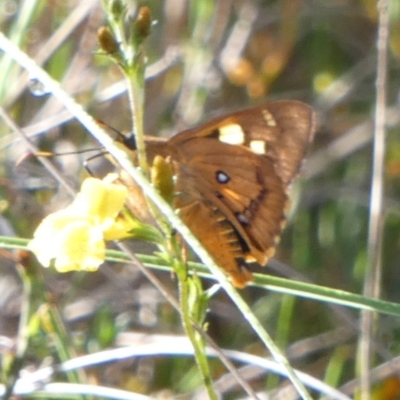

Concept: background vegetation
[[1, 0, 400, 398]]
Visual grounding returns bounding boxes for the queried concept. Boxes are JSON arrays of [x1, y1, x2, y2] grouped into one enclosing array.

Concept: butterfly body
[[122, 100, 316, 287]]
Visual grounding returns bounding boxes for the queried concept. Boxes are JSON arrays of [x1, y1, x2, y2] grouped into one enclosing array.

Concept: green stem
[[3, 262, 33, 399], [42, 304, 87, 386], [3, 260, 86, 399], [177, 268, 218, 399], [126, 63, 149, 177]]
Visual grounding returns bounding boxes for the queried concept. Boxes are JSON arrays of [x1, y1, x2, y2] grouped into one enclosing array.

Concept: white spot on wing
[[249, 140, 266, 154], [216, 170, 230, 183], [236, 212, 250, 226], [262, 109, 277, 127], [218, 124, 245, 145]]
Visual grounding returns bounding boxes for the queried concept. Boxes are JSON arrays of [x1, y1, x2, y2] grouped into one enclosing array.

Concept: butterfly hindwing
[[170, 135, 288, 270]]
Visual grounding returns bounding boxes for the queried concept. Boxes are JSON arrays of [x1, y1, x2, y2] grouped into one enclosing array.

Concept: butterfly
[[119, 100, 316, 287]]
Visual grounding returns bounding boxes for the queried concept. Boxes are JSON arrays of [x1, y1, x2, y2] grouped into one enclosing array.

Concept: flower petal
[[70, 175, 128, 230], [53, 220, 105, 272]]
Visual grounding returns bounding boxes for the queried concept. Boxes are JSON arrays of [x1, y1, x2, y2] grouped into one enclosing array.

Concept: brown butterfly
[[119, 100, 316, 287]]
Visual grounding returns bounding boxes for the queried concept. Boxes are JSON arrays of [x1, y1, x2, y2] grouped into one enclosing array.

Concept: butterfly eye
[[216, 170, 230, 184], [122, 133, 137, 150]]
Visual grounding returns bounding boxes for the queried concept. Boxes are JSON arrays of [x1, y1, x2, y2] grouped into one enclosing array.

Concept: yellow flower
[[28, 174, 130, 272]]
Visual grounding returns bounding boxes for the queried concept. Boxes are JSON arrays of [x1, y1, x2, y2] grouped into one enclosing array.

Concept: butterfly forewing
[[243, 100, 316, 184], [170, 100, 315, 184]]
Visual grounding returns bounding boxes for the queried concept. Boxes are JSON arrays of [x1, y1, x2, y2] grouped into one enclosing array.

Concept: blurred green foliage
[[1, 0, 400, 398]]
